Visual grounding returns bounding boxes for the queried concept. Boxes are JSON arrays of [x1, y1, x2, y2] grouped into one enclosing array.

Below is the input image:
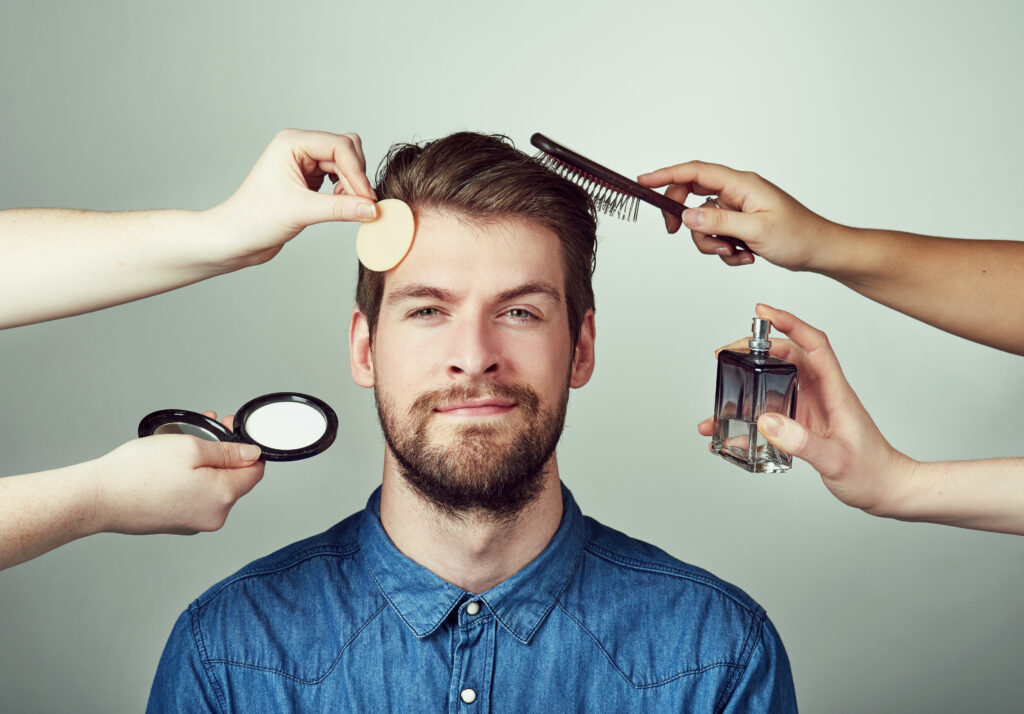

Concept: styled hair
[[355, 132, 597, 345]]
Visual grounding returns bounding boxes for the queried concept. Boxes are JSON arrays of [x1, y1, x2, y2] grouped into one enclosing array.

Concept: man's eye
[[505, 308, 537, 321], [410, 307, 441, 319]]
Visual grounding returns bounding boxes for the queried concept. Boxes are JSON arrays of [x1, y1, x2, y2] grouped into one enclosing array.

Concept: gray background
[[2, 1, 1022, 711]]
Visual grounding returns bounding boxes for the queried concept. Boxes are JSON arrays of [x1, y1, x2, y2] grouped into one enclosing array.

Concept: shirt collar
[[359, 483, 588, 644]]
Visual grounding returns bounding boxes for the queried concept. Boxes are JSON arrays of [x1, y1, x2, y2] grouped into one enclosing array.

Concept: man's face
[[351, 210, 594, 519]]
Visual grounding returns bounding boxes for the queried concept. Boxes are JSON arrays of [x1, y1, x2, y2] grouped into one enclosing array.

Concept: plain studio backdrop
[[2, 1, 1022, 711]]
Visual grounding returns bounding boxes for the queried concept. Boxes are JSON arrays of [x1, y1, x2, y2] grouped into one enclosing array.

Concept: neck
[[378, 452, 564, 594]]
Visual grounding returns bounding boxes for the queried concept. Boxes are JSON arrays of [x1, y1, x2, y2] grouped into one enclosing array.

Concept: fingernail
[[357, 202, 376, 220], [241, 444, 261, 461], [683, 208, 702, 228], [759, 414, 783, 437], [738, 252, 754, 265], [715, 246, 733, 257]]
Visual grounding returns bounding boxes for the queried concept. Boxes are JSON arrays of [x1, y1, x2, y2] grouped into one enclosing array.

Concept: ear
[[349, 308, 375, 388], [569, 310, 596, 389]]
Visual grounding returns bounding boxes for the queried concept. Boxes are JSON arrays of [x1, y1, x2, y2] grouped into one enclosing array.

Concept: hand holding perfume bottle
[[698, 304, 1024, 535], [701, 304, 914, 506]]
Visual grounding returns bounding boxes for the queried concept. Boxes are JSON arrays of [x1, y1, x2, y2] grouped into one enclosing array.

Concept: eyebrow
[[384, 281, 563, 308], [495, 282, 563, 305], [384, 285, 458, 307]]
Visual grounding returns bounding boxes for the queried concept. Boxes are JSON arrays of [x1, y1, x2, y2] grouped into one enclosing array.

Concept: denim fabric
[[148, 485, 796, 713]]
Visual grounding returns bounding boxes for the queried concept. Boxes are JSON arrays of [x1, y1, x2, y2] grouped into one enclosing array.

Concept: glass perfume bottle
[[711, 318, 798, 473]]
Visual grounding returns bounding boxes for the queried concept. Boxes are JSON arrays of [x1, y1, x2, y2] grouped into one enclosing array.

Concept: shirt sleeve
[[719, 614, 798, 713], [147, 607, 225, 713]]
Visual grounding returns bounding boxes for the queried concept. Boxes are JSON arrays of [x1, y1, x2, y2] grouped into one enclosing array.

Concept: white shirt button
[[460, 688, 477, 704], [465, 601, 481, 616]]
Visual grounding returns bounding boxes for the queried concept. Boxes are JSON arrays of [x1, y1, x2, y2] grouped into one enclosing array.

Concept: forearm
[[0, 460, 104, 569], [0, 206, 241, 329], [881, 457, 1024, 535], [811, 226, 1024, 355]]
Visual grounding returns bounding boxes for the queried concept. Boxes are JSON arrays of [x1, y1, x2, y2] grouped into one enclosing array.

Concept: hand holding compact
[[698, 304, 916, 516], [93, 412, 265, 536]]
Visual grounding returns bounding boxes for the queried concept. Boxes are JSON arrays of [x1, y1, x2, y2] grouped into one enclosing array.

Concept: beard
[[375, 378, 569, 522]]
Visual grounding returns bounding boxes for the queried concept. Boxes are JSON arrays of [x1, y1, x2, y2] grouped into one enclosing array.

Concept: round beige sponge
[[356, 198, 415, 272]]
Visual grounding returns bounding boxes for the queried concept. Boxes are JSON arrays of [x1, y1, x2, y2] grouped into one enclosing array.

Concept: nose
[[446, 315, 501, 380]]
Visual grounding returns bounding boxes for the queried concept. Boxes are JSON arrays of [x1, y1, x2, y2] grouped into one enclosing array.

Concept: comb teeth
[[536, 152, 641, 222]]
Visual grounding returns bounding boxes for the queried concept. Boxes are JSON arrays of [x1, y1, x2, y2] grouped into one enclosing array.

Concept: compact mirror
[[138, 392, 338, 462]]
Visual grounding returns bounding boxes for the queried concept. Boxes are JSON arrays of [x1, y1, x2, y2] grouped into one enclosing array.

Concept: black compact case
[[138, 392, 338, 462]]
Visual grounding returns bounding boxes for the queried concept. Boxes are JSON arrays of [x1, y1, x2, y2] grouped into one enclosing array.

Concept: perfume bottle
[[711, 318, 798, 473]]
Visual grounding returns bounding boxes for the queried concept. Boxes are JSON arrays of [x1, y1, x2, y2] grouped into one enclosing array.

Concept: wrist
[[863, 451, 921, 521], [193, 201, 254, 272], [65, 457, 110, 538], [798, 220, 860, 276]]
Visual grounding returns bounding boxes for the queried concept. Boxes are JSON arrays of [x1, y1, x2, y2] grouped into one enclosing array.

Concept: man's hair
[[355, 132, 597, 345]]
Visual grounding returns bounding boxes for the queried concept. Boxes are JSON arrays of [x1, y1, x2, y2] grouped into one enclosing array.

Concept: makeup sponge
[[356, 198, 415, 272]]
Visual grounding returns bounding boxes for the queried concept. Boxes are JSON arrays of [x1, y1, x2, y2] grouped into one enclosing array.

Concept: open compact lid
[[138, 392, 338, 462]]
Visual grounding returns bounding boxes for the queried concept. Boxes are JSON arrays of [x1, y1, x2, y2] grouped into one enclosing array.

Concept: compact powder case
[[138, 392, 338, 462]]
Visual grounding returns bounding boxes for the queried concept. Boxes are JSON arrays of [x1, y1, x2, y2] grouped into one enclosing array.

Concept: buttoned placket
[[448, 598, 495, 714]]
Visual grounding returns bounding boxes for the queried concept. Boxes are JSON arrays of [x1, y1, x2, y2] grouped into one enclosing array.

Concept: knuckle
[[331, 198, 351, 221]]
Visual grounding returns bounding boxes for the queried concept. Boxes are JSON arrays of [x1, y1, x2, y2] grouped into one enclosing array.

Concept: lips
[[434, 397, 517, 416]]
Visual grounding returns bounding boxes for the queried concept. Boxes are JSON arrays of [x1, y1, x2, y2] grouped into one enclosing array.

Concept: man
[[148, 133, 797, 712]]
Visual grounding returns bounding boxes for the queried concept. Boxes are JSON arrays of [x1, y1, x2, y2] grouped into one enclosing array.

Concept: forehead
[[381, 210, 566, 298]]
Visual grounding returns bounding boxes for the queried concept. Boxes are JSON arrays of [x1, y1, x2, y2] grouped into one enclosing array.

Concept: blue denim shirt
[[148, 485, 796, 712]]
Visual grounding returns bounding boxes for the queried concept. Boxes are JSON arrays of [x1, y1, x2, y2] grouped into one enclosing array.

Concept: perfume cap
[[749, 317, 772, 352]]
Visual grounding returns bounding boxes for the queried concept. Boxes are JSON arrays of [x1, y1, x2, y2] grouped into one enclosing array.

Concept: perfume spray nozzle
[[749, 318, 772, 352]]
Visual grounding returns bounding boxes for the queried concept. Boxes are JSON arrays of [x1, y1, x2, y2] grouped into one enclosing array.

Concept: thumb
[[300, 191, 378, 225], [757, 413, 841, 475], [191, 439, 262, 469], [683, 206, 760, 241]]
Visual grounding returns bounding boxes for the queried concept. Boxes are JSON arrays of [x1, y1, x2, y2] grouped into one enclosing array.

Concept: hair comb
[[531, 132, 749, 252]]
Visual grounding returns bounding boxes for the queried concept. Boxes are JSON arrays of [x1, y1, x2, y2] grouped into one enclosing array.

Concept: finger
[[696, 417, 714, 436], [718, 250, 756, 267], [221, 414, 235, 432], [714, 338, 750, 358], [342, 132, 367, 173], [638, 160, 756, 206], [288, 130, 376, 200], [202, 410, 218, 420], [300, 191, 378, 224], [757, 413, 845, 475], [191, 438, 261, 469], [662, 185, 691, 233], [327, 168, 357, 197], [753, 305, 843, 372], [755, 304, 862, 408], [682, 207, 762, 245]]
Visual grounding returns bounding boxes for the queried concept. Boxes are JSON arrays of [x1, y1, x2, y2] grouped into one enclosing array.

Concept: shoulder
[[177, 510, 386, 683], [555, 516, 783, 687], [195, 510, 364, 606], [578, 516, 763, 615]]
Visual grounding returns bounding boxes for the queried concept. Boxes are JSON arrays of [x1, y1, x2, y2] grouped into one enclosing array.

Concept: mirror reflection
[[153, 422, 221, 441]]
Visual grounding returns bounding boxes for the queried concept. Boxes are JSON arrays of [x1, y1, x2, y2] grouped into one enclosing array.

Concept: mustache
[[409, 382, 540, 416]]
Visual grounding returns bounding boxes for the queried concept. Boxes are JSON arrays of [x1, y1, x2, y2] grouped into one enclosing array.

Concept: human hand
[[637, 161, 839, 270], [697, 305, 917, 517], [91, 411, 265, 535], [208, 128, 379, 268]]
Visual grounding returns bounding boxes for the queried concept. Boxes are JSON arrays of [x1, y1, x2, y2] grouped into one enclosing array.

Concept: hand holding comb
[[531, 133, 751, 254]]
